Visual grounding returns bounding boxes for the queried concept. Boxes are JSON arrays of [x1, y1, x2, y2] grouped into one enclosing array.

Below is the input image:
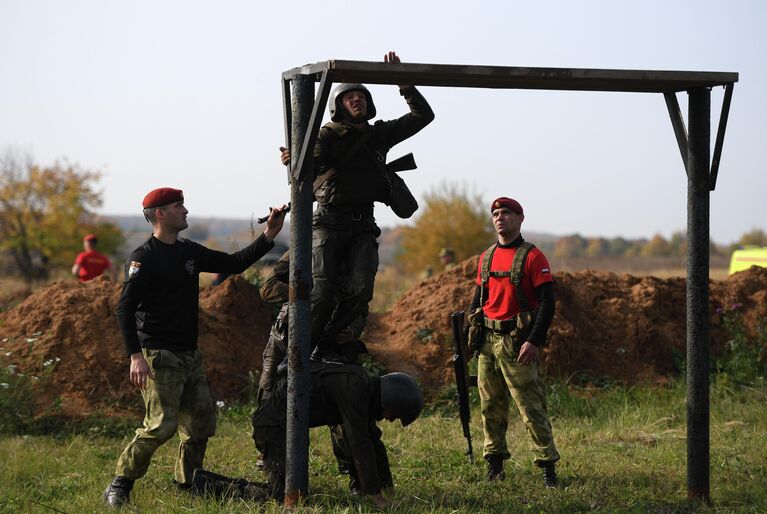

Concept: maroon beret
[[83, 233, 98, 242], [142, 187, 184, 209], [490, 197, 523, 215]]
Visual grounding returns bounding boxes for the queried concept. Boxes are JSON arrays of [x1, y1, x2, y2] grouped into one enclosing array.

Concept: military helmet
[[329, 83, 376, 122], [380, 372, 423, 427]]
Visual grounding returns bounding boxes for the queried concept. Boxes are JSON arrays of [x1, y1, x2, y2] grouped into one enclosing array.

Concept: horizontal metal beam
[[284, 60, 738, 93]]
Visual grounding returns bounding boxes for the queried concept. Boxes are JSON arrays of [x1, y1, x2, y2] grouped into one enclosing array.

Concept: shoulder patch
[[127, 261, 141, 280]]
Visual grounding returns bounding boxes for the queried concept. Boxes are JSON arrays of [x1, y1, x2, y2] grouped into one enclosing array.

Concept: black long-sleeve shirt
[[116, 234, 274, 356]]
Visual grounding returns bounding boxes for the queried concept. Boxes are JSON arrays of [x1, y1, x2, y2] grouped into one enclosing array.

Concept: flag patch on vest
[[128, 261, 141, 280], [542, 268, 550, 273]]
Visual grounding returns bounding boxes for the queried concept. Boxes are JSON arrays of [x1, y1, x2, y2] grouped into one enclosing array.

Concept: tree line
[[2, 151, 764, 284]]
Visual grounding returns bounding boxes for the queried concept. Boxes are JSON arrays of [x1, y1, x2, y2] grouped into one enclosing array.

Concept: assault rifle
[[257, 203, 291, 224], [451, 310, 477, 463]]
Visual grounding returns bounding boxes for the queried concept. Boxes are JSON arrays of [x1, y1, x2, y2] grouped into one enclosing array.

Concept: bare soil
[[1, 264, 765, 418]]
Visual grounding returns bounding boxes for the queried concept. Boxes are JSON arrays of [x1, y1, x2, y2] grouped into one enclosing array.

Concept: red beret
[[490, 197, 523, 215], [83, 234, 98, 242], [142, 187, 184, 209]]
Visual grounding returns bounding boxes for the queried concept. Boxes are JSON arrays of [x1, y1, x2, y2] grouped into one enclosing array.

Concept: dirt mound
[[363, 260, 767, 394], [0, 275, 271, 417], [2, 264, 766, 417]]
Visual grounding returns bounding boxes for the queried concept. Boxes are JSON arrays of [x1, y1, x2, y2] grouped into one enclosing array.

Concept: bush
[[0, 350, 58, 434], [714, 305, 766, 386]]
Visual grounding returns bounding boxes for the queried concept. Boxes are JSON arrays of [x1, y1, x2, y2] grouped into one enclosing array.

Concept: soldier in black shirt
[[103, 187, 287, 508]]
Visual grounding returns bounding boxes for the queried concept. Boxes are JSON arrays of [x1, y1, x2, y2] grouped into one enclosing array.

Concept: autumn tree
[[553, 234, 587, 259], [669, 231, 687, 256], [397, 182, 494, 274], [607, 237, 631, 256], [585, 237, 609, 258], [736, 228, 767, 247], [640, 234, 673, 257], [0, 151, 123, 283]]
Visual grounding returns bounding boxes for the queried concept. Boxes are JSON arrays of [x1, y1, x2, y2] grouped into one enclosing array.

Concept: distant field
[[551, 254, 729, 276]]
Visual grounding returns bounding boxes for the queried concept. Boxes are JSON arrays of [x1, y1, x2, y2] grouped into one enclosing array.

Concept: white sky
[[1, 0, 764, 244]]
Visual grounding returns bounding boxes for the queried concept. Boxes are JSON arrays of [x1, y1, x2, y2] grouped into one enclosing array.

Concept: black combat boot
[[486, 455, 505, 481], [103, 476, 134, 507], [540, 461, 558, 488]]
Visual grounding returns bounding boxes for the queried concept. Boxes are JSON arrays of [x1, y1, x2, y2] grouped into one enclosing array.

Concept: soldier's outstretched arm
[[384, 51, 407, 90]]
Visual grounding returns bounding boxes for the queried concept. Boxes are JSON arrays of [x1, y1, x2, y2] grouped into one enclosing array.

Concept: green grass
[[1, 380, 766, 513]]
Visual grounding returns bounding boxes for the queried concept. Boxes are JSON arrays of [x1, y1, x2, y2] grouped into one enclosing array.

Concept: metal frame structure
[[279, 60, 738, 505]]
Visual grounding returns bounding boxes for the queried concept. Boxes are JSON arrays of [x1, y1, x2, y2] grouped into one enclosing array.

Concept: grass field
[[1, 378, 765, 513]]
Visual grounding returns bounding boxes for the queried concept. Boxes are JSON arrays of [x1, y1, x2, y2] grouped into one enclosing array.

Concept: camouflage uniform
[[472, 235, 560, 467], [115, 348, 216, 484], [478, 330, 559, 464], [257, 251, 368, 398], [311, 86, 434, 354]]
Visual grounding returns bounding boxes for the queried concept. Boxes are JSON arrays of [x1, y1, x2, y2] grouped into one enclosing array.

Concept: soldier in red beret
[[467, 196, 561, 487], [103, 187, 287, 507], [72, 234, 112, 282]]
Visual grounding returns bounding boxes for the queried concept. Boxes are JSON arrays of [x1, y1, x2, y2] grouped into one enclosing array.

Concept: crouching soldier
[[252, 365, 423, 509]]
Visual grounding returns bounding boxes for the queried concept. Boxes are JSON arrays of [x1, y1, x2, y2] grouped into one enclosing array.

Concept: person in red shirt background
[[72, 234, 112, 282]]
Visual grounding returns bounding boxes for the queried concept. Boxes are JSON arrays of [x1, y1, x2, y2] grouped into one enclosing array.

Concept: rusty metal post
[[285, 73, 314, 505], [686, 86, 711, 503]]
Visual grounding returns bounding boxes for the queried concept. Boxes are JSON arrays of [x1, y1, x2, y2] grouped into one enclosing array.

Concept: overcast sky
[[1, 0, 764, 244]]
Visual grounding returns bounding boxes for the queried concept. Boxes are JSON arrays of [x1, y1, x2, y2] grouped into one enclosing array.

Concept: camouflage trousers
[[477, 330, 560, 465], [115, 349, 217, 485], [311, 206, 380, 349]]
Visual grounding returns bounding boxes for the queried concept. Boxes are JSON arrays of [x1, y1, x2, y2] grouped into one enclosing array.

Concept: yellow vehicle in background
[[729, 247, 767, 275]]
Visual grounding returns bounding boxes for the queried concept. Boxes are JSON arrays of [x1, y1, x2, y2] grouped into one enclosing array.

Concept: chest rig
[[312, 121, 391, 206], [479, 241, 536, 331]]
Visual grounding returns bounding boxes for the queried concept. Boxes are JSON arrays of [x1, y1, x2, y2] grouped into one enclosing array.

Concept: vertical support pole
[[686, 87, 711, 503], [285, 73, 314, 506]]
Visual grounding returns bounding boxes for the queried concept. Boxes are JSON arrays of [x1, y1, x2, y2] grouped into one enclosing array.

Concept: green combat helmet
[[329, 83, 377, 122], [380, 372, 423, 427]]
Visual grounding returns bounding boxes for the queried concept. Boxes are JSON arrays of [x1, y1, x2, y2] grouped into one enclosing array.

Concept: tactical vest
[[479, 241, 536, 331], [313, 122, 392, 206]]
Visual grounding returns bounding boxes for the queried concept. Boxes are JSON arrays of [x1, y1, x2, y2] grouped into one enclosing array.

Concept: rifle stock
[[451, 310, 476, 463], [386, 153, 417, 173]]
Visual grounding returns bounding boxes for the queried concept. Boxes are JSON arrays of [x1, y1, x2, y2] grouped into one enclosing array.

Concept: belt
[[483, 317, 517, 334], [318, 203, 374, 221]]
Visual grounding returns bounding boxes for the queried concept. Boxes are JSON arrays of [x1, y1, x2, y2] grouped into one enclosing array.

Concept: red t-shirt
[[475, 244, 553, 320], [75, 250, 111, 282]]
